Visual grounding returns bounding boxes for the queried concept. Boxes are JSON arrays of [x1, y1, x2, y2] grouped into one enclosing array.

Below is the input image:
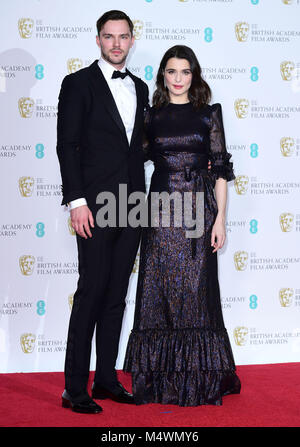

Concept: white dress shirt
[[69, 56, 137, 210]]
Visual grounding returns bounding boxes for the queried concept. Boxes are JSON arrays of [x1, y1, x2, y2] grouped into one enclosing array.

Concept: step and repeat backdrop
[[1, 0, 300, 373]]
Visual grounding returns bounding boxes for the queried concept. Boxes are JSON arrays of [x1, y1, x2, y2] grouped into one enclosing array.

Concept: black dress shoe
[[62, 390, 103, 414], [91, 382, 135, 404]]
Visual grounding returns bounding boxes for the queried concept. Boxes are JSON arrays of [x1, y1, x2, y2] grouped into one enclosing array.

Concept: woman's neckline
[[168, 101, 192, 106]]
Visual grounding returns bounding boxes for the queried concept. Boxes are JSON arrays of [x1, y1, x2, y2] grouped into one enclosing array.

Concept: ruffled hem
[[124, 327, 241, 406], [124, 327, 237, 373], [209, 151, 235, 182], [130, 370, 241, 406]]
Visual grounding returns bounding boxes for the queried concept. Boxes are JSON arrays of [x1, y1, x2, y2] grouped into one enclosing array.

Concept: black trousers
[[64, 210, 141, 397]]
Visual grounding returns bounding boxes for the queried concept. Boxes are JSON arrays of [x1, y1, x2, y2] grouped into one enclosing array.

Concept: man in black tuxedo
[[57, 10, 149, 413]]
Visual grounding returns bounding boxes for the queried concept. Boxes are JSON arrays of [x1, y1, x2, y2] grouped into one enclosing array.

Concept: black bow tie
[[111, 70, 128, 80]]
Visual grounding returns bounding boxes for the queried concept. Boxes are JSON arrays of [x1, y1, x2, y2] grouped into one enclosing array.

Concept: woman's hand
[[211, 215, 226, 253]]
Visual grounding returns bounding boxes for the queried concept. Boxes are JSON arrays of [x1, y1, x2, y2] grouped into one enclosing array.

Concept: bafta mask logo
[[19, 255, 35, 276], [279, 288, 293, 307], [279, 212, 294, 232], [68, 293, 74, 311], [280, 137, 294, 157], [20, 333, 36, 353], [67, 58, 83, 74], [68, 217, 76, 235], [234, 251, 248, 271], [282, 0, 293, 4], [19, 176, 34, 197], [18, 18, 34, 39], [280, 61, 295, 81], [234, 175, 249, 195], [233, 327, 248, 346], [18, 97, 35, 118], [133, 20, 144, 40], [235, 22, 249, 42], [234, 99, 249, 119]]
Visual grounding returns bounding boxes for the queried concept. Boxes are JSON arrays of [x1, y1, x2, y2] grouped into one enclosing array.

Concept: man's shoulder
[[128, 71, 148, 90], [65, 60, 97, 82]]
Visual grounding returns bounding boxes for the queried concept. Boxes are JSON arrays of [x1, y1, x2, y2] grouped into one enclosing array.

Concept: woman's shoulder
[[144, 105, 157, 126], [207, 103, 224, 123], [194, 102, 222, 115], [208, 102, 222, 112], [149, 104, 164, 112], [146, 105, 159, 115], [145, 105, 156, 115], [146, 104, 166, 120]]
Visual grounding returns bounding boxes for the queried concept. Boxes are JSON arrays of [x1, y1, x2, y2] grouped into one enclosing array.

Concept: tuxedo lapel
[[88, 60, 128, 144], [128, 71, 143, 149]]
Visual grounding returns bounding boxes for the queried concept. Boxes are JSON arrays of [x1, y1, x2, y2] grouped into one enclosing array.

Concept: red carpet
[[0, 363, 299, 428]]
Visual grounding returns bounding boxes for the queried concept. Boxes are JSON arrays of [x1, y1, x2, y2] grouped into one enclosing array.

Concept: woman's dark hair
[[153, 45, 211, 109], [96, 10, 134, 36]]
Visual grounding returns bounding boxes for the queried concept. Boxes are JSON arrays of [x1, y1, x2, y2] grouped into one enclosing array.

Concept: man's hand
[[208, 160, 211, 171], [70, 205, 94, 239]]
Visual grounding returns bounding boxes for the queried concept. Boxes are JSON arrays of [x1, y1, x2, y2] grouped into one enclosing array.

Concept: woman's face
[[164, 57, 192, 103]]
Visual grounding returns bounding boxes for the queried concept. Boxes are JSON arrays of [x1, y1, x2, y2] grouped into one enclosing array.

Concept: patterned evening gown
[[123, 102, 241, 406]]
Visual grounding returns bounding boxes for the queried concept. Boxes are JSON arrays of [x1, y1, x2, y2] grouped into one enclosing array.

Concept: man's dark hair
[[96, 10, 134, 36]]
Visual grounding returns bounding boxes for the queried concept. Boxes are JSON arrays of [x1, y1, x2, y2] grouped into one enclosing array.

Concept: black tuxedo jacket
[[57, 60, 149, 206]]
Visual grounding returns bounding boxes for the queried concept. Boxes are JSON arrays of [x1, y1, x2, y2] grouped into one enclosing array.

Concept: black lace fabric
[[123, 102, 241, 406], [209, 103, 235, 184]]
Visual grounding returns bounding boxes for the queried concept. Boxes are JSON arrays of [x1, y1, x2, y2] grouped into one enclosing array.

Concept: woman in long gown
[[123, 45, 241, 406]]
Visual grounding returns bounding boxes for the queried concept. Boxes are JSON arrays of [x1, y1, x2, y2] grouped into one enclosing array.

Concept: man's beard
[[101, 49, 127, 66]]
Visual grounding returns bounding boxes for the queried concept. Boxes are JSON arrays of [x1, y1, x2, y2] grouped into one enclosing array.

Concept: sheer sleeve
[[142, 106, 153, 162], [209, 103, 235, 182]]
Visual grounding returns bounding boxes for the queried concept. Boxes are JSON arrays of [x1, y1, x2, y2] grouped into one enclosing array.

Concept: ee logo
[[36, 222, 45, 237], [250, 143, 258, 158], [249, 295, 258, 309], [37, 300, 46, 315], [144, 66, 153, 81], [250, 66, 259, 82], [35, 143, 45, 159], [249, 219, 258, 234], [35, 64, 44, 80]]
